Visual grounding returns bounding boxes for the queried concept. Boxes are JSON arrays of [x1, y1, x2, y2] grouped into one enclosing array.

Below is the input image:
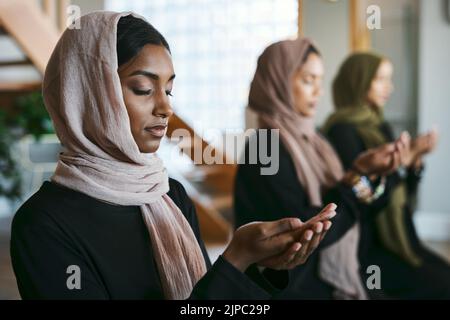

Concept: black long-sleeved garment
[[326, 122, 450, 299], [10, 179, 280, 300], [234, 131, 369, 299]]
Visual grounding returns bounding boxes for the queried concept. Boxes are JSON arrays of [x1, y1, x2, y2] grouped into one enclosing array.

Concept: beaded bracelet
[[350, 174, 386, 204]]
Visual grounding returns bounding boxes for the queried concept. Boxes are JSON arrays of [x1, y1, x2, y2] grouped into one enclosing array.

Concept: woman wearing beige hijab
[[234, 39, 408, 299], [10, 12, 335, 300]]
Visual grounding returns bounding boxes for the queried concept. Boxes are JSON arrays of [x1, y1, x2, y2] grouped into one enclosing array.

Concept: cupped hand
[[223, 203, 337, 272]]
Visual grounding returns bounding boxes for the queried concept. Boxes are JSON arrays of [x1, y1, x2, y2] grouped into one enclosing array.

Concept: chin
[[302, 109, 316, 118], [138, 140, 161, 153], [374, 102, 385, 110], [308, 110, 317, 117]]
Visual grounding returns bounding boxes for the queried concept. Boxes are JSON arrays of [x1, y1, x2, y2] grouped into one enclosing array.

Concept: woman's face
[[366, 59, 394, 109], [291, 53, 324, 118], [118, 44, 175, 153]]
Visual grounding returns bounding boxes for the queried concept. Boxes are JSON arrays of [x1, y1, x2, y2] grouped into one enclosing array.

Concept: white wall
[[71, 0, 105, 14], [415, 0, 450, 240], [303, 0, 350, 127], [370, 0, 419, 137], [302, 0, 450, 241]]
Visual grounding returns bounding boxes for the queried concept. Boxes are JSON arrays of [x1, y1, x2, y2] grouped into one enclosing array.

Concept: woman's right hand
[[222, 204, 337, 272], [352, 136, 407, 175]]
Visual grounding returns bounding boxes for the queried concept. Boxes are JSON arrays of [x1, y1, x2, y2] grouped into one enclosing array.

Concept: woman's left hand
[[401, 128, 438, 169], [411, 129, 439, 158], [257, 204, 336, 270]]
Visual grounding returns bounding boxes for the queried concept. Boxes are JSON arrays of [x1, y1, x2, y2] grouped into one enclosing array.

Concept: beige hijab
[[249, 38, 367, 299], [42, 11, 206, 300]]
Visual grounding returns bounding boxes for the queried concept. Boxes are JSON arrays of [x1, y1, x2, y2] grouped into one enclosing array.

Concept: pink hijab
[[42, 11, 206, 299], [249, 38, 367, 299], [249, 38, 343, 206]]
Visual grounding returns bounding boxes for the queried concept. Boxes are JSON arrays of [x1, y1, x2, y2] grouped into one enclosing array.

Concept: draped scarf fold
[[249, 38, 367, 299], [43, 11, 207, 299], [323, 106, 422, 267], [324, 52, 422, 267]]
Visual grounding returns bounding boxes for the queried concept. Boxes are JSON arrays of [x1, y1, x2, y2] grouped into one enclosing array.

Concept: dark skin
[[117, 43, 335, 272], [118, 44, 175, 153]]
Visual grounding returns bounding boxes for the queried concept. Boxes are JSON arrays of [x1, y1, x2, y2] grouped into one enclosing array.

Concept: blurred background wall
[[0, 0, 449, 299], [416, 0, 450, 240]]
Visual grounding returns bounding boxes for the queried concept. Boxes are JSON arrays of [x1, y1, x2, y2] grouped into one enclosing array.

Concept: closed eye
[[133, 89, 152, 96]]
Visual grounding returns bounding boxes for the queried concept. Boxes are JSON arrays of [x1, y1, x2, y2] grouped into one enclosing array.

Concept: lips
[[144, 125, 167, 138]]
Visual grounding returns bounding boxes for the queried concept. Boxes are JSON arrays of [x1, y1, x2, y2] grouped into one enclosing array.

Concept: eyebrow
[[302, 71, 322, 78], [128, 70, 176, 81]]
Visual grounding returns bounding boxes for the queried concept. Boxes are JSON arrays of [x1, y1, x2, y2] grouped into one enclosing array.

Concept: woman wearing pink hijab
[[234, 39, 408, 299], [9, 12, 336, 300]]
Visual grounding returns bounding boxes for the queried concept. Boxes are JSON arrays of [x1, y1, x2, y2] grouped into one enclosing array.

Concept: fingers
[[260, 221, 334, 270], [259, 217, 303, 239], [261, 212, 324, 258], [303, 229, 314, 241], [319, 203, 337, 219], [386, 141, 401, 173], [398, 131, 410, 152], [400, 131, 411, 146], [307, 223, 323, 253], [262, 225, 308, 257], [305, 203, 337, 226], [370, 143, 396, 174], [399, 131, 412, 166], [293, 232, 312, 264], [380, 142, 396, 154], [428, 129, 439, 149], [320, 221, 332, 241], [313, 221, 323, 233], [390, 144, 400, 170], [289, 222, 326, 267], [279, 242, 303, 269], [415, 129, 438, 155], [258, 242, 302, 270], [286, 226, 321, 268]]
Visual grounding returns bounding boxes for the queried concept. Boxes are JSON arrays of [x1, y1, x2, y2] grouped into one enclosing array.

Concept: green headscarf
[[323, 52, 422, 267], [332, 52, 383, 110]]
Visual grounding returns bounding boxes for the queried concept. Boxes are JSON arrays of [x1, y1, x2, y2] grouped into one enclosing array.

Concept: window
[[107, 0, 298, 131]]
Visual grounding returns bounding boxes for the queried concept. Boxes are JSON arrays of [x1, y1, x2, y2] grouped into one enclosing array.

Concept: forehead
[[119, 44, 174, 77], [298, 53, 324, 75], [377, 60, 393, 74]]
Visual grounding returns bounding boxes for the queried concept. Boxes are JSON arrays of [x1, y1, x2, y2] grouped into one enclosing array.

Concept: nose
[[152, 91, 174, 119], [314, 84, 324, 98]]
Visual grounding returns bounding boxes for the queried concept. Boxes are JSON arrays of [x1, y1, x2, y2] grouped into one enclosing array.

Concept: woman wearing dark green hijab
[[323, 52, 450, 299]]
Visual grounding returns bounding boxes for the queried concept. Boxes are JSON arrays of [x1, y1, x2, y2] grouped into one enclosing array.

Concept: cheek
[[373, 84, 385, 98], [368, 83, 379, 99], [122, 93, 148, 132], [293, 82, 305, 102]]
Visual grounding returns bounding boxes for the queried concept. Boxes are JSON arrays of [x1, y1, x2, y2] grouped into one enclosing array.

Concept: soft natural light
[[106, 0, 298, 131]]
